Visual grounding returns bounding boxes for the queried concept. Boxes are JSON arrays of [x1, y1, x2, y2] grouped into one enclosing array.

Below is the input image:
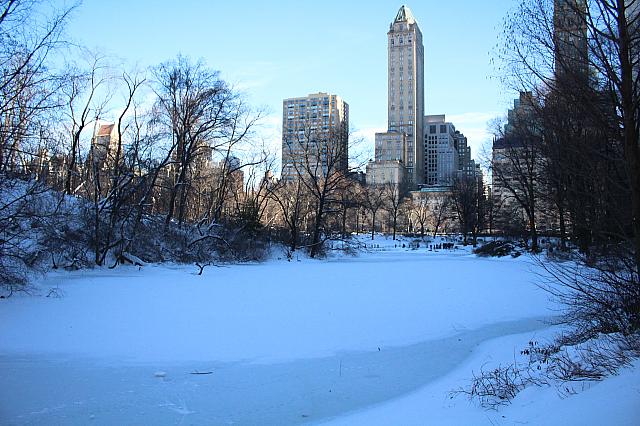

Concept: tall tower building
[[553, 0, 588, 78], [89, 123, 119, 169], [281, 92, 349, 181], [373, 5, 424, 187]]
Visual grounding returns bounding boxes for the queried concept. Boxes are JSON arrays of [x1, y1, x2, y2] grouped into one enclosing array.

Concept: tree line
[[489, 0, 639, 345]]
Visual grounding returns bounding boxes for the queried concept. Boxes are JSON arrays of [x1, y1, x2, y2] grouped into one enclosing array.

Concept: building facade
[[366, 159, 406, 186], [367, 130, 408, 186], [281, 92, 349, 181], [424, 115, 459, 187], [423, 114, 480, 189]]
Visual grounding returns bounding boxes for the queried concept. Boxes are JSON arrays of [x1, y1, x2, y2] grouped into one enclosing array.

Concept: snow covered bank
[[323, 327, 640, 426]]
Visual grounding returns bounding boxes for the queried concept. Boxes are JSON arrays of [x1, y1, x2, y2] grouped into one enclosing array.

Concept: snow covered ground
[[322, 327, 640, 426], [0, 237, 638, 425]]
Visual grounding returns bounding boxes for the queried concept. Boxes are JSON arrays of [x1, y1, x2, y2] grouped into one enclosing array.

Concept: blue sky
[[60, 0, 519, 163]]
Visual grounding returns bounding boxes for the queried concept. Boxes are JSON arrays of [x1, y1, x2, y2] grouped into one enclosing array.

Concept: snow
[[0, 237, 637, 424], [322, 328, 640, 426], [0, 244, 550, 364]]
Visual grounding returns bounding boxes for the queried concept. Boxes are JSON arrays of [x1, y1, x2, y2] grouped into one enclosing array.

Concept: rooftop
[[96, 124, 114, 137], [394, 5, 417, 24]]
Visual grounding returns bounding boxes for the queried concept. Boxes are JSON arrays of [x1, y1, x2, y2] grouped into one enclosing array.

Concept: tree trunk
[[165, 184, 178, 226], [558, 202, 567, 251], [392, 213, 397, 240], [65, 132, 80, 195], [310, 199, 325, 258], [290, 224, 298, 253], [371, 212, 376, 240], [529, 214, 538, 252], [341, 206, 348, 239]]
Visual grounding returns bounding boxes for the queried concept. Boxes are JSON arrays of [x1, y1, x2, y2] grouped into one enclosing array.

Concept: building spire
[[394, 5, 416, 24]]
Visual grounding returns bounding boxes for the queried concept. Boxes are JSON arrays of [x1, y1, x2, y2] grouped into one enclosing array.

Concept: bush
[[453, 333, 639, 409], [538, 252, 640, 338], [474, 240, 522, 258], [0, 176, 74, 294]]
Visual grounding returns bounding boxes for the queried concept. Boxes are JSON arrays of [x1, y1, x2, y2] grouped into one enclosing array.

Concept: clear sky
[[58, 0, 520, 165]]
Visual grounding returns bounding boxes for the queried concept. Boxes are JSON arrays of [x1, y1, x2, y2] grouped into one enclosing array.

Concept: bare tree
[[451, 175, 485, 246], [283, 123, 352, 257], [500, 0, 640, 265], [61, 53, 111, 195], [89, 72, 146, 266], [0, 0, 74, 174], [152, 56, 262, 229], [494, 0, 640, 358], [268, 178, 309, 254], [426, 191, 451, 238], [490, 93, 544, 251], [383, 182, 407, 240], [364, 184, 385, 240], [335, 179, 361, 239], [409, 195, 430, 238]]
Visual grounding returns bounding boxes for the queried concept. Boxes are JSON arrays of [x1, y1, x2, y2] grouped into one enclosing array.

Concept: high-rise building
[[372, 5, 424, 187], [281, 92, 349, 181], [553, 0, 588, 78], [491, 92, 538, 214], [423, 114, 478, 188], [424, 115, 459, 187], [454, 130, 479, 179]]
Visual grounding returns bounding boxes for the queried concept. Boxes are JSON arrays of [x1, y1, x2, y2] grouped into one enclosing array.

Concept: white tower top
[[394, 5, 417, 24]]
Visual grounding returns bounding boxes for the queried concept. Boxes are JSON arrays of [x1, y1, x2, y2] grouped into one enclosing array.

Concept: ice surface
[[0, 248, 551, 364], [0, 239, 636, 425]]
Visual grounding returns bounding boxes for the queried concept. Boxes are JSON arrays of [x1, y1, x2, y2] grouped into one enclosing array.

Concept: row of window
[[287, 115, 333, 120], [427, 124, 451, 134], [390, 35, 413, 45], [286, 101, 337, 109]]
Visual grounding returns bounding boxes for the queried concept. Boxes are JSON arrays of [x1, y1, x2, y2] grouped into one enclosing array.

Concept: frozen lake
[[0, 245, 558, 424]]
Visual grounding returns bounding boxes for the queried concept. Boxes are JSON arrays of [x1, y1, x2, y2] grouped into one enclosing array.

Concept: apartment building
[[281, 92, 349, 181]]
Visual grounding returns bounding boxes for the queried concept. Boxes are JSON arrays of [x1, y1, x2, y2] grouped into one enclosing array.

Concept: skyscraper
[[424, 115, 459, 187], [281, 92, 349, 181], [553, 0, 588, 78], [89, 123, 119, 170], [373, 5, 424, 187]]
